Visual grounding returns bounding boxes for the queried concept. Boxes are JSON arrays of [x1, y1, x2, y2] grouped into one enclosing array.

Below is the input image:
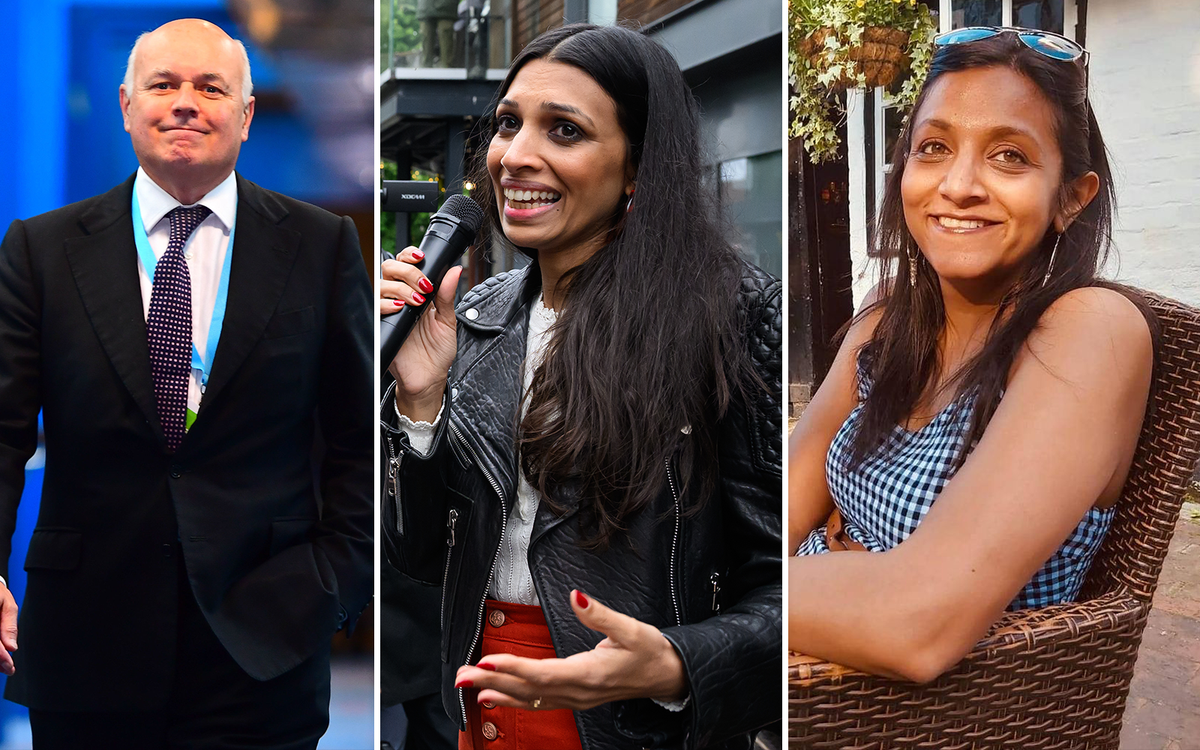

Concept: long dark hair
[[851, 32, 1153, 464], [469, 24, 755, 548]]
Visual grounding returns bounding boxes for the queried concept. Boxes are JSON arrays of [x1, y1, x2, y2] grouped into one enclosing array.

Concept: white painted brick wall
[[1089, 0, 1200, 306]]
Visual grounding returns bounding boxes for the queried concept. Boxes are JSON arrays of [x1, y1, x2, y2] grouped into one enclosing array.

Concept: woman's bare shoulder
[[1022, 287, 1153, 382]]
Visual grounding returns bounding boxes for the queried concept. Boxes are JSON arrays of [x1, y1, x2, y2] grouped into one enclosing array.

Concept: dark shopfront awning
[[380, 70, 503, 174]]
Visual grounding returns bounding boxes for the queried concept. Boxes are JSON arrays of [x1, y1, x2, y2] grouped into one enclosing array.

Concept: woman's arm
[[788, 303, 881, 552], [380, 380, 454, 586], [788, 287, 1154, 682], [380, 251, 462, 583]]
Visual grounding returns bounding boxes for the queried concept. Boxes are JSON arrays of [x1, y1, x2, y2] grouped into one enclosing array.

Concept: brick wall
[[1088, 0, 1200, 307], [619, 0, 694, 26], [514, 0, 564, 51], [510, 0, 696, 57]]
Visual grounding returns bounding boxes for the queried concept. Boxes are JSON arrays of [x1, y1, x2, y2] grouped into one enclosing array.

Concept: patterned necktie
[[147, 204, 210, 452]]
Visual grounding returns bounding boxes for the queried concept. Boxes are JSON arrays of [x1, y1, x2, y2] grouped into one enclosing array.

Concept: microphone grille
[[439, 194, 485, 233]]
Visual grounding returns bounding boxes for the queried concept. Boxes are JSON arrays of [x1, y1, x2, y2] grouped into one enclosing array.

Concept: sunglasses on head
[[934, 26, 1088, 66]]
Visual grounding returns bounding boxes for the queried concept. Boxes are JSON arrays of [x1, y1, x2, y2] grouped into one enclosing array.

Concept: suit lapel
[[63, 175, 163, 439], [194, 175, 300, 417]]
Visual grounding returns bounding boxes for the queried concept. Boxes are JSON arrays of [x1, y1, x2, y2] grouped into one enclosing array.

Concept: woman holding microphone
[[381, 23, 782, 750]]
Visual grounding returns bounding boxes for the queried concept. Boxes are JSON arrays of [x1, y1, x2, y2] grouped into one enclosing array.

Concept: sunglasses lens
[[935, 28, 1001, 46], [1019, 33, 1082, 60]]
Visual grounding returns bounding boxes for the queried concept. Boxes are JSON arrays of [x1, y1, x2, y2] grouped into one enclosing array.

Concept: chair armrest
[[789, 591, 1150, 690], [788, 593, 1151, 747], [979, 591, 1149, 653]]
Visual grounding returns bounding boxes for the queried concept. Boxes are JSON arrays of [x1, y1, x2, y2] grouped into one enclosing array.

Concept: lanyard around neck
[[131, 186, 236, 390]]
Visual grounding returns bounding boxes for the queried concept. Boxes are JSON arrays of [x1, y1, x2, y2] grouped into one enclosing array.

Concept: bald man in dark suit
[[0, 19, 373, 749]]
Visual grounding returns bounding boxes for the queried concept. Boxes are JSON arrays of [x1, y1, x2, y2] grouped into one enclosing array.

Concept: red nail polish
[[412, 293, 426, 305], [412, 249, 425, 260], [455, 679, 473, 689], [575, 591, 589, 609], [393, 300, 405, 307], [418, 277, 434, 293], [477, 662, 497, 672]]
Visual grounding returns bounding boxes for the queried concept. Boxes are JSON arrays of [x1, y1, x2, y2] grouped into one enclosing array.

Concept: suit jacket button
[[481, 721, 498, 741], [162, 544, 172, 558], [170, 466, 182, 479], [487, 609, 505, 628]]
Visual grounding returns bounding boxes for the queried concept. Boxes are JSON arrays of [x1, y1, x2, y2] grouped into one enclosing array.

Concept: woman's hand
[[453, 590, 688, 711], [380, 246, 462, 422]]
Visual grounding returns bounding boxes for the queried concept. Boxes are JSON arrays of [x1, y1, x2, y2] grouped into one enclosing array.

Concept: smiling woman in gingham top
[[795, 352, 1116, 611], [786, 30, 1156, 684]]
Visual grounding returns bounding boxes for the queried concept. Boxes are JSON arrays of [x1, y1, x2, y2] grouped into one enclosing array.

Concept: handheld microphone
[[381, 194, 484, 379]]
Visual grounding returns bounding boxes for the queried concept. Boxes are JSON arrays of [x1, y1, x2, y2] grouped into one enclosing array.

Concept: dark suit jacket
[[0, 173, 374, 711]]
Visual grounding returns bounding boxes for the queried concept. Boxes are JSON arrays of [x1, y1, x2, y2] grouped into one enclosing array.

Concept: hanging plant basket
[[789, 0, 937, 163], [790, 0, 937, 163], [804, 26, 911, 90]]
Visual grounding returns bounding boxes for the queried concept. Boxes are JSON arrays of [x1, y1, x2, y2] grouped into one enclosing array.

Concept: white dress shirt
[[133, 168, 237, 418]]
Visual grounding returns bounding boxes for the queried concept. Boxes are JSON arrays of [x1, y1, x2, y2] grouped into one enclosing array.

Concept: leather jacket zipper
[[381, 381, 405, 535], [441, 508, 459, 635], [710, 571, 722, 614], [449, 421, 508, 727], [665, 457, 683, 627], [385, 435, 403, 534]]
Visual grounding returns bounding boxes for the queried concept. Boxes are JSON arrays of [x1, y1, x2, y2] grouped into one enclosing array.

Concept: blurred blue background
[[0, 1, 374, 747], [0, 0, 375, 224]]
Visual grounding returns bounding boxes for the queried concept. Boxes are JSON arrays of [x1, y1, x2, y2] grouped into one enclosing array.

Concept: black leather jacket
[[382, 262, 782, 749]]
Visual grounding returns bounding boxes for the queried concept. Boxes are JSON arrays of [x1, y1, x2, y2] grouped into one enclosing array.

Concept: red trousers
[[459, 600, 583, 750]]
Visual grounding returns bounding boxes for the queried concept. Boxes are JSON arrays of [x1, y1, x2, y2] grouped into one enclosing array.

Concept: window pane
[[390, 0, 512, 70], [883, 106, 905, 167], [951, 0, 1002, 28], [1013, 0, 1065, 34], [719, 152, 783, 279], [589, 0, 618, 25]]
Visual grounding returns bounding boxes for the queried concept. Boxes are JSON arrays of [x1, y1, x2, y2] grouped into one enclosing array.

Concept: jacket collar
[[454, 262, 540, 333], [446, 262, 539, 520], [133, 168, 237, 233], [448, 261, 584, 542]]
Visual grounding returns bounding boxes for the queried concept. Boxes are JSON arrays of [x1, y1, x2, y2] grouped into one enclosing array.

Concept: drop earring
[[1041, 233, 1062, 288], [625, 186, 635, 214], [907, 246, 918, 289]]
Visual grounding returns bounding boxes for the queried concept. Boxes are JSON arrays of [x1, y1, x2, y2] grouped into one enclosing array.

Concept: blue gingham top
[[796, 350, 1115, 610]]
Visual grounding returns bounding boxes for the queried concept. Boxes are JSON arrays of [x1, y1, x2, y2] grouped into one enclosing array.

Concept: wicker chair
[[788, 292, 1200, 750]]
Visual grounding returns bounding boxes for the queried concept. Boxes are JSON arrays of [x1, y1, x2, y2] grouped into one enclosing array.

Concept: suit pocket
[[24, 528, 83, 571], [270, 517, 317, 557], [264, 306, 316, 339]]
